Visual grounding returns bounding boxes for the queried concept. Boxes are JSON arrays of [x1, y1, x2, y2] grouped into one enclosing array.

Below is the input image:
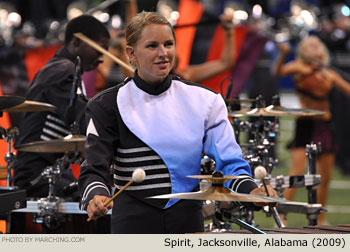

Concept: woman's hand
[[87, 195, 114, 220], [250, 185, 278, 207], [278, 43, 291, 55], [220, 13, 234, 31]]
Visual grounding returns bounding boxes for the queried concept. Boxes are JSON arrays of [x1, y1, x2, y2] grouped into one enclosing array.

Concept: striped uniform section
[[80, 181, 111, 210], [40, 111, 70, 140], [113, 147, 171, 190], [230, 177, 257, 206]]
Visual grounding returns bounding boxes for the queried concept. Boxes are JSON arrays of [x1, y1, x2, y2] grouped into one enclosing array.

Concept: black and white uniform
[[78, 72, 258, 233], [14, 47, 87, 199]]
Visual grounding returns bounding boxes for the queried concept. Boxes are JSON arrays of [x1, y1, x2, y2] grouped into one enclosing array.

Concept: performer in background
[[78, 11, 277, 234], [171, 13, 235, 83], [274, 35, 350, 225], [14, 15, 110, 200]]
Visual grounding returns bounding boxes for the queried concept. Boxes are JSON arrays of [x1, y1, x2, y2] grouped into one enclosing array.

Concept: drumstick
[[74, 32, 135, 73], [254, 166, 285, 228], [87, 168, 145, 222]]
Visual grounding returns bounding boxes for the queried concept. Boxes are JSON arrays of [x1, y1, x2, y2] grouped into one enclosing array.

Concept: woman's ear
[[126, 46, 135, 59]]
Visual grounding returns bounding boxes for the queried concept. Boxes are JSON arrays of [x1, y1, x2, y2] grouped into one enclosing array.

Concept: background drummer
[[273, 35, 350, 225], [13, 15, 110, 200]]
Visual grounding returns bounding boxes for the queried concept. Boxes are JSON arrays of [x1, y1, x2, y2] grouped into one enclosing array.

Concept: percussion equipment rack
[[12, 200, 112, 215]]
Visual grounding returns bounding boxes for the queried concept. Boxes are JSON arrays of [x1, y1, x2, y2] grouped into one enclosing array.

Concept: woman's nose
[[158, 45, 167, 57]]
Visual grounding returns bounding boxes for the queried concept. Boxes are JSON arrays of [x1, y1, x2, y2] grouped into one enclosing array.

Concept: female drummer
[[78, 11, 277, 234], [274, 35, 350, 225]]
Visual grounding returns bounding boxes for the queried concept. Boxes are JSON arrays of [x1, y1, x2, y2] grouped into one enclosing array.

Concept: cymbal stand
[[306, 142, 322, 225], [0, 126, 18, 188], [35, 153, 77, 232], [216, 206, 266, 234]]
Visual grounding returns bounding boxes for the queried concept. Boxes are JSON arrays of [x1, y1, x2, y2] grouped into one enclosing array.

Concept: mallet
[[254, 166, 285, 228], [87, 168, 146, 222]]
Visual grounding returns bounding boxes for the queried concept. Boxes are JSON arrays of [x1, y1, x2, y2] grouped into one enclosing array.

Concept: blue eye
[[147, 44, 157, 48]]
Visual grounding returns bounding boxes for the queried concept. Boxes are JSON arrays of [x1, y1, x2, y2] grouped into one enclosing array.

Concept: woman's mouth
[[155, 61, 169, 69]]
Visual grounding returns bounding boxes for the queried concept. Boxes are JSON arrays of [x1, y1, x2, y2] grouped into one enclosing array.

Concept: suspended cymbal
[[226, 98, 256, 105], [265, 105, 325, 116], [188, 174, 250, 184], [2, 100, 56, 112], [229, 106, 325, 117], [149, 186, 285, 203], [16, 134, 86, 153], [229, 107, 283, 117], [0, 96, 25, 111]]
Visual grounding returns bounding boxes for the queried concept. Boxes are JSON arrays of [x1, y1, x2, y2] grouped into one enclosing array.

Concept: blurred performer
[[171, 13, 235, 83], [274, 35, 350, 224], [14, 15, 110, 199], [78, 11, 277, 234]]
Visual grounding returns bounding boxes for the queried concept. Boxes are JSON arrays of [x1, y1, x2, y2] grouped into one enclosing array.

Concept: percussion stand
[[216, 207, 266, 234], [0, 126, 18, 188], [306, 142, 322, 225], [36, 153, 77, 232]]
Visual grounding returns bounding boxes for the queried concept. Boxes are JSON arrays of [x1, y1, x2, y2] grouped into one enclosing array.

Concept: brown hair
[[126, 11, 175, 47]]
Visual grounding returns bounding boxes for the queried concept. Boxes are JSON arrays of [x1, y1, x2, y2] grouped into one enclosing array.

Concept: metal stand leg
[[306, 142, 321, 226], [217, 210, 266, 234]]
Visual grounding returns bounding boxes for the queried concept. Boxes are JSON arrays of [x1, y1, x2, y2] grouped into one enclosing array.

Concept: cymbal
[[149, 186, 285, 203], [265, 105, 325, 116], [188, 174, 250, 184], [226, 98, 256, 105], [229, 106, 325, 117], [2, 100, 56, 112], [228, 107, 283, 117], [0, 96, 25, 111], [16, 134, 86, 153]]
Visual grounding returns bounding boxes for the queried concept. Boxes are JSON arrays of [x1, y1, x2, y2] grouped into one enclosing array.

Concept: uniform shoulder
[[89, 78, 130, 104], [172, 76, 217, 94]]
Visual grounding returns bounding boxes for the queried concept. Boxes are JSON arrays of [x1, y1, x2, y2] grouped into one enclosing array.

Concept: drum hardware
[[200, 155, 216, 175], [30, 152, 82, 232], [305, 142, 322, 225], [0, 126, 19, 187], [256, 174, 321, 191], [34, 196, 66, 232], [215, 206, 266, 234], [12, 200, 112, 215]]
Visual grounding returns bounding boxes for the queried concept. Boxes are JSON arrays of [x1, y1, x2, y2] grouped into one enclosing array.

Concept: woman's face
[[127, 24, 175, 84]]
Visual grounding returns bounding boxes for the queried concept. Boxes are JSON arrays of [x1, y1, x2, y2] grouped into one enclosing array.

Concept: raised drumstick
[[74, 32, 135, 73]]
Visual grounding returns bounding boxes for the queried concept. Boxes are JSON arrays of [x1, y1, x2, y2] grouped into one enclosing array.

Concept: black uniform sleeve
[[230, 177, 261, 210], [78, 90, 119, 210]]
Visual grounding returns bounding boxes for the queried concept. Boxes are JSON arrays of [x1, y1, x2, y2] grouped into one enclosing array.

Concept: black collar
[[55, 47, 76, 63], [133, 71, 172, 95]]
